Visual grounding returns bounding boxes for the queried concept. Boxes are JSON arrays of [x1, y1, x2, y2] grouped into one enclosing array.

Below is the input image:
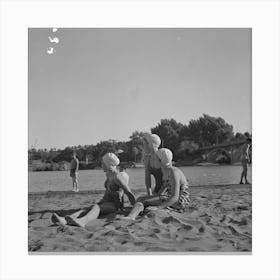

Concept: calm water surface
[[28, 165, 252, 193]]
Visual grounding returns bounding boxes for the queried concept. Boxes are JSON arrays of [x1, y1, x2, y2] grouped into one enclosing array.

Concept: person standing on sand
[[240, 137, 252, 184], [51, 152, 136, 227], [70, 151, 79, 192], [122, 148, 190, 220], [143, 133, 163, 196]]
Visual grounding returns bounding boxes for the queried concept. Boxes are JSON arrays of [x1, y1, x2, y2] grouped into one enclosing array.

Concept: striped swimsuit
[[159, 174, 190, 211]]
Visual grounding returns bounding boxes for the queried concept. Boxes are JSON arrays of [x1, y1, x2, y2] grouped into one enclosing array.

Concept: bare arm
[[248, 144, 252, 163], [246, 144, 251, 160], [144, 156, 153, 196], [157, 184, 166, 196], [115, 174, 136, 205], [75, 159, 79, 172], [158, 169, 180, 209], [241, 144, 247, 157]]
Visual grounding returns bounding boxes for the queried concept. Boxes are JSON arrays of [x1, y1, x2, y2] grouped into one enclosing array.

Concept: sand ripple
[[28, 185, 252, 253]]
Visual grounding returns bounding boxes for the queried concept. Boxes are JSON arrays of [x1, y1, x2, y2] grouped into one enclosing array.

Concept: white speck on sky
[[46, 47, 55, 54], [48, 36, 59, 44]]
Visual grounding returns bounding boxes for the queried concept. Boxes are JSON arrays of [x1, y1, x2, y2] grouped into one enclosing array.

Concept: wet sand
[[28, 184, 252, 253]]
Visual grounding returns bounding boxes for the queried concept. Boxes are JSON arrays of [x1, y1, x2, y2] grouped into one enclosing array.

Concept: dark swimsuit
[[149, 166, 163, 193], [70, 159, 78, 178], [145, 153, 163, 193], [98, 173, 126, 210]]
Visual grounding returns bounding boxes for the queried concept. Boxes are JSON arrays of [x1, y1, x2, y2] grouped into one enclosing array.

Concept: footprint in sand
[[29, 219, 52, 228], [41, 212, 52, 219], [227, 225, 241, 236], [28, 213, 41, 222], [29, 240, 43, 252], [104, 225, 115, 230], [86, 233, 94, 239], [183, 225, 193, 231], [220, 215, 226, 223], [162, 216, 177, 224], [198, 225, 205, 233], [56, 226, 74, 235], [237, 206, 249, 211]]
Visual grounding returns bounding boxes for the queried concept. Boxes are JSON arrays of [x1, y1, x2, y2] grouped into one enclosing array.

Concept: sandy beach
[[28, 184, 252, 253]]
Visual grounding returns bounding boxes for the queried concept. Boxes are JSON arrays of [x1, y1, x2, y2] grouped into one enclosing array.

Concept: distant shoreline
[[28, 162, 244, 172], [28, 183, 251, 195]]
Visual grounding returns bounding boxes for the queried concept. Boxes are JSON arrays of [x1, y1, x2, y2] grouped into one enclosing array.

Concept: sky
[[29, 28, 251, 150]]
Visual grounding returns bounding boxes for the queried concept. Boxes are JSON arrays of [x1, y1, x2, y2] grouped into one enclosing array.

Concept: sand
[[28, 184, 252, 253]]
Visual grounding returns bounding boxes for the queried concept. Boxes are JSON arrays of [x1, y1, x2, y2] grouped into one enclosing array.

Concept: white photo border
[[0, 0, 280, 279]]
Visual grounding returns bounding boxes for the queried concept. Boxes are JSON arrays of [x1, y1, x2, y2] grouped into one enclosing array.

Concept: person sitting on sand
[[122, 148, 190, 220], [70, 151, 79, 192], [240, 137, 252, 184], [143, 133, 163, 196], [51, 152, 136, 227]]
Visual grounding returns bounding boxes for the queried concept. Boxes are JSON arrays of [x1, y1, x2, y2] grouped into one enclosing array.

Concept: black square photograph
[[28, 28, 252, 253]]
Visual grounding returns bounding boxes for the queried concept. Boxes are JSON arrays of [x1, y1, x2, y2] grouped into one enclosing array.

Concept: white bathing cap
[[144, 133, 161, 149], [102, 153, 120, 169], [156, 148, 173, 167]]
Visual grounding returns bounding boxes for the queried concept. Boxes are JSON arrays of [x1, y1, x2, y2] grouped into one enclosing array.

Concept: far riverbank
[[28, 165, 251, 193]]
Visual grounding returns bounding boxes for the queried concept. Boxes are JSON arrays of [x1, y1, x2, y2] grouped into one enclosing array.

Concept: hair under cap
[[144, 133, 161, 149], [156, 148, 173, 167], [102, 153, 120, 169]]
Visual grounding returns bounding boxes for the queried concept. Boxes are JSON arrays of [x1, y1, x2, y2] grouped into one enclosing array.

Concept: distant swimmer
[[70, 151, 79, 192], [239, 137, 252, 184], [142, 133, 163, 196]]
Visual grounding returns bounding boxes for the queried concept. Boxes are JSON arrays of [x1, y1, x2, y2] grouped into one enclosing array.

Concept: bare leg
[[51, 209, 84, 225], [75, 177, 79, 192], [240, 171, 244, 184], [65, 202, 116, 227], [240, 160, 247, 184], [137, 194, 157, 203], [70, 209, 84, 218], [121, 202, 144, 220], [241, 162, 249, 184], [122, 196, 162, 220], [72, 178, 76, 191], [51, 213, 67, 226], [244, 166, 250, 184]]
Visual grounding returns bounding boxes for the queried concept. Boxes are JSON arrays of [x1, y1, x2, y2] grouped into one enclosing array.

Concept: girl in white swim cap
[[122, 148, 190, 220], [51, 152, 136, 227]]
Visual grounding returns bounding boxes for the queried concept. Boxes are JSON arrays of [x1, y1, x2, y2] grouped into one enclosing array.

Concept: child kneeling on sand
[[51, 152, 136, 227], [122, 148, 190, 220]]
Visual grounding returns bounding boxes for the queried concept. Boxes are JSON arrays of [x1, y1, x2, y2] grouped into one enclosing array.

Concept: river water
[[28, 165, 252, 193]]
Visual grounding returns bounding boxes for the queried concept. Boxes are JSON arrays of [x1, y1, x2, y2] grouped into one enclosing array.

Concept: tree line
[[28, 114, 251, 168]]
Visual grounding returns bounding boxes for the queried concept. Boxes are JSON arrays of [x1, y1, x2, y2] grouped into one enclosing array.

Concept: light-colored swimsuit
[[159, 174, 190, 211]]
